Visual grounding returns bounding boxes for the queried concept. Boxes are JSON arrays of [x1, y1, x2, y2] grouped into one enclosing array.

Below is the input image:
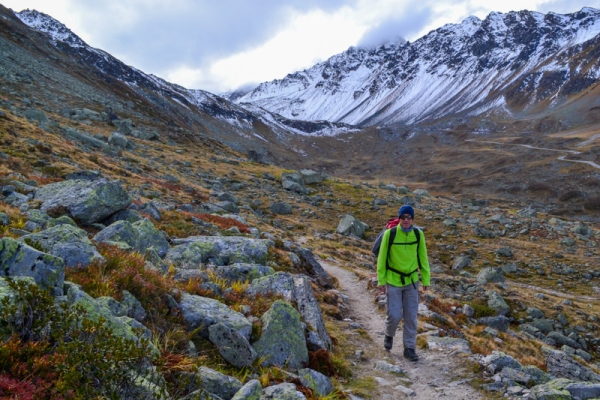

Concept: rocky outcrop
[[34, 178, 132, 225], [167, 236, 271, 267]]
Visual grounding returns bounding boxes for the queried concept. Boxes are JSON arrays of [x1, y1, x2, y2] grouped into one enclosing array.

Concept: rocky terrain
[[3, 3, 600, 400]]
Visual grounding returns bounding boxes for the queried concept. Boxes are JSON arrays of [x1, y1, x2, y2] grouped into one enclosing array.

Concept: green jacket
[[377, 227, 430, 287]]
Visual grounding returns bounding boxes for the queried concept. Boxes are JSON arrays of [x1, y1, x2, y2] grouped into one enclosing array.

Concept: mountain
[[7, 8, 358, 165], [233, 8, 600, 130]]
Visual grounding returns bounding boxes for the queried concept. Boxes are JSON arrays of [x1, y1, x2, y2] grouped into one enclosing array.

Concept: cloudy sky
[[3, 0, 598, 93]]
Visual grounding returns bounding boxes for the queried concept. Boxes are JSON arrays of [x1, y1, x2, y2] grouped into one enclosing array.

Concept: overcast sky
[[3, 0, 598, 93]]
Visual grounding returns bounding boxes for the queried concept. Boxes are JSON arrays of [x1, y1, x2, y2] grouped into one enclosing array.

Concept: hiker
[[377, 204, 430, 361]]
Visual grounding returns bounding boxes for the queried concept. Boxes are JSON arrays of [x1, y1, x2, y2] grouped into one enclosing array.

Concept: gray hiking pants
[[385, 282, 419, 349]]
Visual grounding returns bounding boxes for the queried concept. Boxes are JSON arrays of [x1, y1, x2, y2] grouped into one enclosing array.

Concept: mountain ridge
[[233, 7, 600, 130]]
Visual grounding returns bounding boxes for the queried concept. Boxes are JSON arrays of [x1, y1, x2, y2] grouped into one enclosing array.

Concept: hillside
[[2, 4, 600, 399]]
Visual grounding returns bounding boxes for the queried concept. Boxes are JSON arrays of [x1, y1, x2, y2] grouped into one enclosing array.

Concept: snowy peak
[[236, 8, 600, 128], [15, 9, 87, 48]]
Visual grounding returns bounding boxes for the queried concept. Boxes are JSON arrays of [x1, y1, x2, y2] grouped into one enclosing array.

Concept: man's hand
[[378, 285, 387, 294]]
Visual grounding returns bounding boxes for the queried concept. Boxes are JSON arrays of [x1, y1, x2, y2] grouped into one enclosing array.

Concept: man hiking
[[377, 204, 430, 361]]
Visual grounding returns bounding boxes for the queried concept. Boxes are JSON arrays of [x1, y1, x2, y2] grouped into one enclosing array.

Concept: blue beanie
[[398, 205, 414, 218]]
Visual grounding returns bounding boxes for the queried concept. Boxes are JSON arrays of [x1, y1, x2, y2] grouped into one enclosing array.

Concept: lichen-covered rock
[[476, 267, 505, 284], [253, 300, 308, 370], [298, 368, 334, 397], [529, 378, 600, 400], [180, 366, 243, 400], [66, 284, 158, 357], [281, 172, 307, 194], [482, 351, 522, 374], [34, 178, 132, 225], [167, 236, 271, 267], [214, 263, 275, 284], [260, 382, 306, 399], [93, 218, 169, 258], [231, 379, 262, 400], [0, 237, 65, 295], [298, 169, 324, 184], [245, 271, 295, 299], [208, 322, 257, 368], [179, 293, 252, 339], [543, 347, 600, 382], [246, 272, 331, 350], [336, 214, 368, 238], [122, 290, 147, 322], [19, 224, 104, 268], [477, 315, 510, 332]]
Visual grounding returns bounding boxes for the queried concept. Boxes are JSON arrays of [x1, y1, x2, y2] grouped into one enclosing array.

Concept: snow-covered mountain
[[233, 8, 600, 127], [14, 9, 356, 139]]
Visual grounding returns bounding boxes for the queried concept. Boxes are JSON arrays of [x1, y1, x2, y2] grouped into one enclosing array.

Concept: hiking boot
[[403, 348, 419, 361], [384, 335, 393, 351]]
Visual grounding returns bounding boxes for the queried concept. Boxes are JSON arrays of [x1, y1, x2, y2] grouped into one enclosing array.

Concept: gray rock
[[529, 318, 554, 334], [138, 201, 162, 221], [544, 348, 600, 381], [527, 307, 545, 319], [452, 256, 472, 270], [426, 336, 472, 354], [0, 237, 65, 295], [247, 272, 332, 351], [104, 209, 143, 225], [108, 132, 130, 148], [95, 296, 128, 317], [65, 170, 102, 181], [298, 169, 324, 184], [254, 300, 308, 370], [34, 178, 131, 225], [477, 315, 510, 332], [496, 247, 513, 257], [293, 247, 334, 289], [208, 323, 257, 368], [93, 219, 170, 258], [474, 226, 495, 238], [522, 365, 551, 385], [461, 304, 475, 317], [482, 351, 522, 374], [181, 366, 242, 400], [500, 366, 532, 385], [112, 118, 133, 135], [547, 331, 582, 349], [179, 293, 252, 339], [529, 378, 600, 400], [476, 267, 505, 284], [487, 290, 510, 315], [298, 368, 334, 397], [0, 212, 9, 226], [19, 224, 104, 268], [336, 214, 368, 238], [63, 127, 108, 149], [5, 191, 29, 207], [167, 236, 271, 267], [231, 379, 262, 400], [260, 382, 306, 399], [214, 263, 275, 284], [270, 202, 293, 215], [121, 290, 147, 322], [281, 173, 307, 194]]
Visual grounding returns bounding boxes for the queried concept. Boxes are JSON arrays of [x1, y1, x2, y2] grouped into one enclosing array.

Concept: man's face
[[399, 214, 413, 229]]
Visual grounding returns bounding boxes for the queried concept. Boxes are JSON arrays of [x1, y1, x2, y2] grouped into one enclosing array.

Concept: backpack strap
[[385, 227, 421, 288]]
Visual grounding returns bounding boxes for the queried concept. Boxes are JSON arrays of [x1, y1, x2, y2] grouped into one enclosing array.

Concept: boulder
[[476, 267, 505, 284], [246, 272, 332, 350], [260, 382, 306, 399], [34, 178, 132, 225], [482, 351, 522, 374], [298, 368, 334, 397], [108, 132, 130, 149], [543, 348, 600, 382], [93, 219, 170, 258], [477, 316, 510, 332], [231, 379, 262, 400], [336, 214, 368, 238], [452, 256, 472, 270], [167, 236, 271, 267], [487, 290, 510, 315], [529, 378, 600, 400], [281, 172, 307, 194], [208, 322, 257, 368], [180, 366, 242, 400], [0, 237, 64, 295], [270, 202, 292, 215], [19, 224, 104, 268], [293, 247, 334, 289], [298, 169, 324, 184], [214, 263, 275, 284], [179, 293, 252, 339], [253, 300, 308, 370], [426, 336, 472, 355]]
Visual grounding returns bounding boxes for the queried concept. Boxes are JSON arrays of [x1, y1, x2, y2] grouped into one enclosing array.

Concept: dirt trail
[[320, 259, 483, 399]]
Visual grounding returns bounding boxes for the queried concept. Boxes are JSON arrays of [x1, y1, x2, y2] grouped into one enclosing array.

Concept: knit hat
[[398, 205, 415, 218]]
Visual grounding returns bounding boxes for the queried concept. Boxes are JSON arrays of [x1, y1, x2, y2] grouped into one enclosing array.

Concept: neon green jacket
[[377, 227, 430, 288]]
